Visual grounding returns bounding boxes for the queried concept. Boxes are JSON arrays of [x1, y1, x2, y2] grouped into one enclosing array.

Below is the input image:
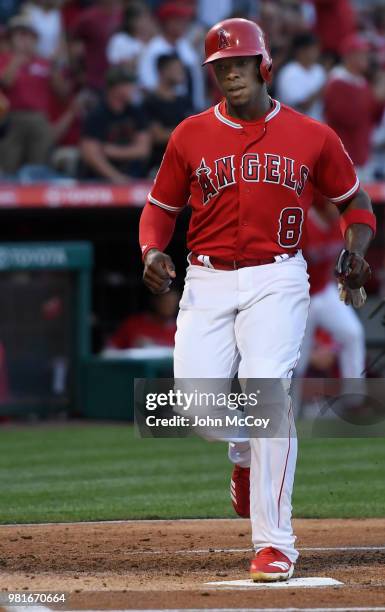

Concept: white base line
[[301, 546, 385, 551], [113, 545, 385, 556], [0, 518, 238, 528]]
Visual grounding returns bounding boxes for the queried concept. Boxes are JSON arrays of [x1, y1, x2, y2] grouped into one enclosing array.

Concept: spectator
[[106, 289, 179, 349], [145, 53, 192, 173], [107, 2, 157, 70], [50, 91, 94, 176], [372, 105, 385, 179], [197, 0, 233, 28], [70, 0, 123, 91], [80, 65, 151, 183], [324, 34, 384, 177], [259, 0, 285, 46], [311, 0, 357, 57], [280, 0, 310, 38], [0, 26, 9, 55], [259, 0, 292, 78], [138, 1, 205, 111], [49, 36, 96, 176], [21, 0, 65, 61], [0, 16, 65, 174], [0, 1, 23, 25], [61, 0, 88, 34], [365, 5, 385, 68], [276, 32, 326, 121], [0, 90, 9, 138]]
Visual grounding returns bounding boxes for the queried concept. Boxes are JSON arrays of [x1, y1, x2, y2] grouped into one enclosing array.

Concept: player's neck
[[225, 92, 271, 122]]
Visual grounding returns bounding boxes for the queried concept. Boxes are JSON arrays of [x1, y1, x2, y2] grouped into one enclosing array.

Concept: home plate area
[[205, 577, 343, 589], [0, 518, 384, 610]]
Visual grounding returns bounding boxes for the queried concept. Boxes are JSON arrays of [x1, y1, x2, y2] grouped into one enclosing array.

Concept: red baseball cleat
[[250, 547, 294, 582], [230, 465, 250, 518]]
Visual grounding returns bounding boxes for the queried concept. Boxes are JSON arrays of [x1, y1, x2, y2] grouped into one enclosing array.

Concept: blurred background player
[[105, 289, 178, 350], [296, 194, 366, 385]]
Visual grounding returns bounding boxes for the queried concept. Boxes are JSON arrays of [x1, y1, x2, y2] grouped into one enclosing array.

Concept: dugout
[[0, 241, 91, 417]]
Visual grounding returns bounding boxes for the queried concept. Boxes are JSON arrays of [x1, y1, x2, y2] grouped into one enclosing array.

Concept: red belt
[[190, 252, 297, 270]]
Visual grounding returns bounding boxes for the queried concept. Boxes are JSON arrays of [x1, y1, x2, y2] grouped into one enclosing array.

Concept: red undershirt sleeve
[[139, 128, 190, 259], [139, 203, 178, 259]]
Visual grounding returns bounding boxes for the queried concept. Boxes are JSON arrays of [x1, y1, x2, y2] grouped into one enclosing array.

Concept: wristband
[[340, 209, 376, 238], [141, 244, 159, 262]]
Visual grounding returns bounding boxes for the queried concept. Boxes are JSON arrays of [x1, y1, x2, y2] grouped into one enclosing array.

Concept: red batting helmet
[[203, 18, 273, 82]]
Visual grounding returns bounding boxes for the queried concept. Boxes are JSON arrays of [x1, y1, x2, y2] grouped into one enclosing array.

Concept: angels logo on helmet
[[218, 28, 231, 50]]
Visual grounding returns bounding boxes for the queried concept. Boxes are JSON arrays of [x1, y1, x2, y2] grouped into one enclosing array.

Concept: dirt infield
[[0, 518, 384, 610]]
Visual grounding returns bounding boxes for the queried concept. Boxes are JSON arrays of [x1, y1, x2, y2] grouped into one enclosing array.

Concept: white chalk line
[[115, 545, 385, 556], [0, 518, 238, 528]]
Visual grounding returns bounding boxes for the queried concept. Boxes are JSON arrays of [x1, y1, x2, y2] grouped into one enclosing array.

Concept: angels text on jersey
[[196, 154, 310, 205]]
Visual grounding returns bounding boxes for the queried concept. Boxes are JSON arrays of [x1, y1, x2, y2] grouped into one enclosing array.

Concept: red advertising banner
[[0, 181, 383, 209], [0, 182, 152, 209]]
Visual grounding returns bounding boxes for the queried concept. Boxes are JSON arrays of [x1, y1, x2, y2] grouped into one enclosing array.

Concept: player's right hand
[[143, 249, 176, 294]]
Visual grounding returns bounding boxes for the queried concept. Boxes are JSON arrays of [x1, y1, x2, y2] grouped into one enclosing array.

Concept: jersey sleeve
[[148, 130, 190, 213], [313, 126, 360, 205]]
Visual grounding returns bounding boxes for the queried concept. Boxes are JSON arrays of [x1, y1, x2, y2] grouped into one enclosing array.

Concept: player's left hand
[[335, 249, 371, 308], [335, 249, 371, 289], [337, 283, 367, 308]]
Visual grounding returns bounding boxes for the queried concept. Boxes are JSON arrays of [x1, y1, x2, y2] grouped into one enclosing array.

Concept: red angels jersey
[[303, 207, 343, 295], [147, 98, 359, 260]]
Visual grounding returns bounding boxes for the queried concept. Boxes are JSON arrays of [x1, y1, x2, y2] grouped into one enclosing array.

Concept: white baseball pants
[[174, 252, 310, 562]]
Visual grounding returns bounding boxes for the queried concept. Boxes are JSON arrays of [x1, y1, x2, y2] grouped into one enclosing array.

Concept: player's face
[[212, 56, 263, 107]]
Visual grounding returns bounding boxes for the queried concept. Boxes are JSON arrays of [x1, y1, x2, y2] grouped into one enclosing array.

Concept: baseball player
[[139, 18, 376, 582]]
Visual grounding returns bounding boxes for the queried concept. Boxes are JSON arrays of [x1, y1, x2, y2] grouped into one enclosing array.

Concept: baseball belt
[[190, 251, 298, 270]]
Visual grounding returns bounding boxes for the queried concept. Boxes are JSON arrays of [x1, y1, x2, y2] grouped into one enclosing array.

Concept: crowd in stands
[[1, 0, 385, 183]]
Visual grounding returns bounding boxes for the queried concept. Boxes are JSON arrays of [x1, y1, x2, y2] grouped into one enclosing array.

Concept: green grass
[[0, 424, 384, 523]]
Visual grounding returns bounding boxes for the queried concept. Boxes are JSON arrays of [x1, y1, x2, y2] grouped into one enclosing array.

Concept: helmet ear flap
[[256, 56, 264, 83], [259, 59, 273, 83], [256, 55, 272, 83]]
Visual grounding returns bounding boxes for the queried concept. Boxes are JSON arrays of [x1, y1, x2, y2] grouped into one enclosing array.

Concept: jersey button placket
[[234, 134, 248, 262], [237, 137, 252, 257]]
